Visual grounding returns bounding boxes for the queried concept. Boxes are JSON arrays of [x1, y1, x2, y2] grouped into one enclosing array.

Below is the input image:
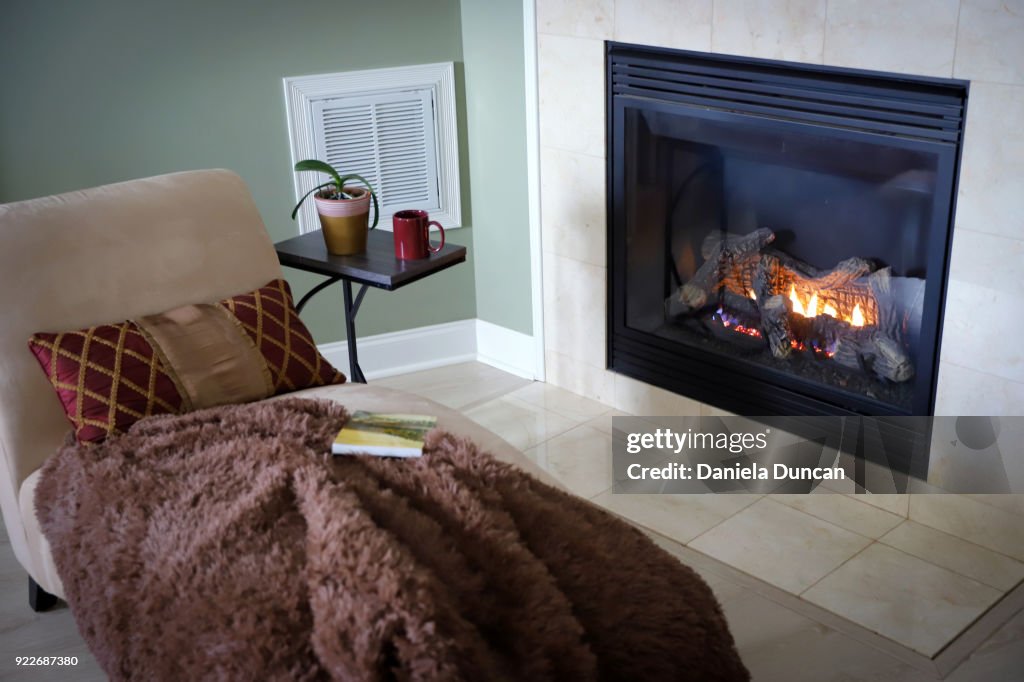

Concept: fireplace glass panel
[[623, 106, 941, 412]]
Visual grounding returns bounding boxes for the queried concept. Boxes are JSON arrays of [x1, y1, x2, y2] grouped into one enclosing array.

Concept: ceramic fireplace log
[[702, 229, 872, 288], [761, 294, 794, 359], [700, 228, 776, 260], [680, 229, 880, 322], [801, 308, 913, 383], [718, 290, 760, 319], [679, 228, 775, 311], [744, 252, 878, 323], [673, 228, 914, 382], [833, 331, 915, 383]]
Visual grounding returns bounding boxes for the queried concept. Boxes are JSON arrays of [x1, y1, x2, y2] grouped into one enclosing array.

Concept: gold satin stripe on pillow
[[136, 303, 274, 410]]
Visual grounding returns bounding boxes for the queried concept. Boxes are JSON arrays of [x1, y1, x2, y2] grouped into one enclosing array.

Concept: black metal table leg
[[295, 275, 341, 314], [29, 576, 57, 612], [342, 280, 369, 383]]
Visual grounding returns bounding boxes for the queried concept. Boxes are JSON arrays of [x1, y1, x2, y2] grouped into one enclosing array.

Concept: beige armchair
[[0, 170, 536, 611]]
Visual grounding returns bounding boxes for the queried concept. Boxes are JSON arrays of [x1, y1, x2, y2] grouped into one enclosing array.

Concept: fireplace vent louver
[[610, 46, 965, 143]]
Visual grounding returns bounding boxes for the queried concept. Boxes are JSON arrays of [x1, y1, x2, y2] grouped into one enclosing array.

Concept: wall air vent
[[285, 63, 461, 233]]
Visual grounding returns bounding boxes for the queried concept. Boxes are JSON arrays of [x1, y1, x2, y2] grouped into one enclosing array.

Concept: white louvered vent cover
[[313, 90, 439, 217], [284, 63, 461, 234]]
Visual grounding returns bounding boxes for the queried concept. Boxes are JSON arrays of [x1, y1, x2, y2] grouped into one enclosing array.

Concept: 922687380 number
[[15, 656, 78, 666]]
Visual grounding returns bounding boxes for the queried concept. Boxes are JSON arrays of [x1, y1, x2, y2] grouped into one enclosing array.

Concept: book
[[332, 411, 438, 458]]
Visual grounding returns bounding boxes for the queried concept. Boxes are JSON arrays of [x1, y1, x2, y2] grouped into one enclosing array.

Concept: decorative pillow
[[29, 279, 345, 443], [27, 322, 187, 444], [220, 279, 343, 393]]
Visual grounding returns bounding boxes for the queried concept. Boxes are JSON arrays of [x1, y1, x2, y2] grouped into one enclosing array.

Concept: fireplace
[[607, 43, 968, 418]]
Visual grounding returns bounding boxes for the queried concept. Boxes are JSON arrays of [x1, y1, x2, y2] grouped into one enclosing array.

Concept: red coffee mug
[[392, 209, 445, 260]]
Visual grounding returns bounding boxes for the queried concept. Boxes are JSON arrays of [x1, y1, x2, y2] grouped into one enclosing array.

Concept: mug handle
[[425, 220, 445, 253]]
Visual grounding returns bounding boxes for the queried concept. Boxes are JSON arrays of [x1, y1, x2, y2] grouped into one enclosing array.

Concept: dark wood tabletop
[[274, 229, 466, 291]]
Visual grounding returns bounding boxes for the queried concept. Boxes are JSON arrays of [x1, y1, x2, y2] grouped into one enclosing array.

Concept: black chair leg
[[28, 577, 58, 612]]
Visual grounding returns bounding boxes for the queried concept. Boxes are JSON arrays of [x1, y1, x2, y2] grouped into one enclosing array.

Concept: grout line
[[901, 516, 1024, 566], [639, 525, 944, 675], [936, 591, 1012, 653], [709, 0, 717, 52], [458, 380, 536, 413], [953, 224, 1024, 245], [778, 488, 906, 536], [537, 143, 607, 162], [797, 539, 877, 597], [951, 0, 964, 79], [932, 582, 1024, 676], [955, 495, 1024, 521], [508, 383, 618, 423], [880, 518, 1024, 578], [940, 359, 1024, 389], [821, 0, 830, 64], [680, 494, 766, 549]]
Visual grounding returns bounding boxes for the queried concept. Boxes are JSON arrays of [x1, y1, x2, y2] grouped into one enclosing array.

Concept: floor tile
[[592, 492, 759, 544], [375, 362, 531, 411], [803, 544, 1003, 656], [909, 495, 1024, 561], [879, 521, 1024, 592], [582, 409, 631, 436], [523, 425, 613, 499], [722, 589, 937, 682], [0, 532, 102, 679], [774, 493, 905, 539], [505, 381, 611, 422], [464, 397, 577, 452], [689, 498, 872, 594], [612, 373, 702, 416], [643, 531, 747, 605]]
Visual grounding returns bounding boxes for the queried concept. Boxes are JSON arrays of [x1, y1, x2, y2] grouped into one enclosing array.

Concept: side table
[[274, 230, 466, 383]]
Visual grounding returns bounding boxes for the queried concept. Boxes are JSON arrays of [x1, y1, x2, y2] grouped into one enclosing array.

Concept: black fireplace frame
[[606, 42, 970, 418]]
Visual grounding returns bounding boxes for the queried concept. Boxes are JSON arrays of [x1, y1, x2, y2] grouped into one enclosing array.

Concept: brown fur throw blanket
[[36, 398, 748, 681]]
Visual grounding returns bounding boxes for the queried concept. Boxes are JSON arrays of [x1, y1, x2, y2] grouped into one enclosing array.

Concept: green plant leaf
[[294, 159, 344, 192], [290, 181, 336, 219], [368, 188, 379, 230]]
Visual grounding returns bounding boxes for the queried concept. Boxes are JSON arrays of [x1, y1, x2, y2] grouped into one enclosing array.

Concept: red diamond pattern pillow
[[218, 279, 346, 392], [28, 322, 186, 443]]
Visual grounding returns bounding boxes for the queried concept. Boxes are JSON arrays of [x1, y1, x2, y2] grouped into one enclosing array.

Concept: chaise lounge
[[0, 169, 748, 680]]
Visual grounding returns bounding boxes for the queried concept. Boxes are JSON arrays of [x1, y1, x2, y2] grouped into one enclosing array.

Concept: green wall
[[0, 0, 477, 342], [459, 0, 534, 335]]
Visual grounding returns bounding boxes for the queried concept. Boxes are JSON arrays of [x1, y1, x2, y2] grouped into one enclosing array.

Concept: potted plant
[[291, 159, 379, 255]]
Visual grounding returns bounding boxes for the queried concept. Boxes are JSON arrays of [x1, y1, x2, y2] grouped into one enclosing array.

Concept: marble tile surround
[[536, 0, 1024, 417]]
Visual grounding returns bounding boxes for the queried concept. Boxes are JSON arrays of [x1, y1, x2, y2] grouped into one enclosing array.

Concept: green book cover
[[332, 411, 437, 458]]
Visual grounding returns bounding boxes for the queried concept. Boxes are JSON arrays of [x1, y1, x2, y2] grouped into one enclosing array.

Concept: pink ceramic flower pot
[[313, 186, 371, 255]]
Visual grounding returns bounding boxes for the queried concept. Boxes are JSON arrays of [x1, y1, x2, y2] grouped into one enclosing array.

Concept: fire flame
[[789, 284, 866, 327], [851, 304, 865, 327]]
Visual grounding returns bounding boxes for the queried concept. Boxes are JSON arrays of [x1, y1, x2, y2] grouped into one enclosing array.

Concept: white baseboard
[[475, 319, 537, 379], [318, 319, 477, 381], [317, 318, 537, 381]]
